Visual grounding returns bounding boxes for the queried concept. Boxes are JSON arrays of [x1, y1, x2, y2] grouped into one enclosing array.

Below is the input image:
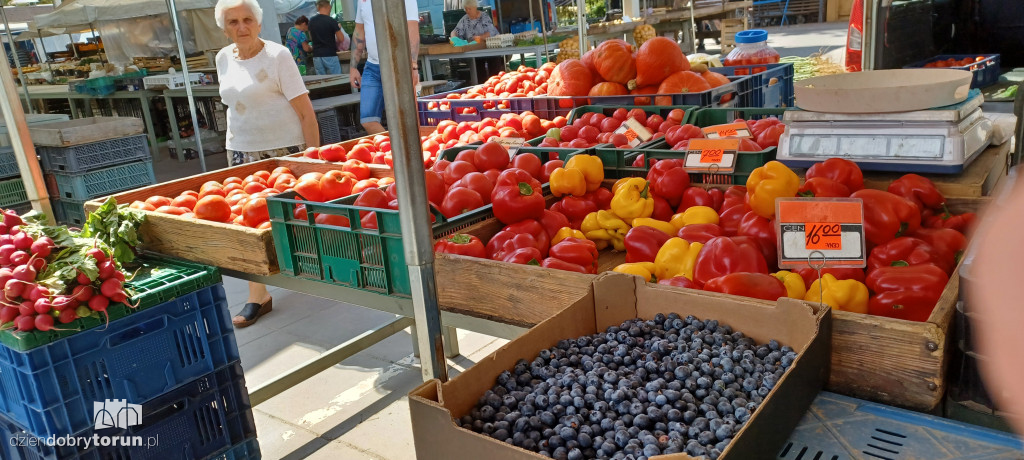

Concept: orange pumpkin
[[630, 85, 659, 105], [654, 71, 711, 105], [701, 70, 731, 88], [581, 48, 603, 83], [548, 59, 594, 97], [589, 82, 629, 97], [592, 39, 636, 85], [632, 37, 689, 89]]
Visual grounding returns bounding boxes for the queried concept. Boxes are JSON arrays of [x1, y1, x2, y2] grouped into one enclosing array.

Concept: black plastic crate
[[317, 109, 342, 144]]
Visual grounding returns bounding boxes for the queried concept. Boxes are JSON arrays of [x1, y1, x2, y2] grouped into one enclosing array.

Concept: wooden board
[[83, 158, 375, 276], [859, 142, 1010, 198], [420, 42, 487, 56], [435, 193, 989, 410], [28, 117, 145, 147]]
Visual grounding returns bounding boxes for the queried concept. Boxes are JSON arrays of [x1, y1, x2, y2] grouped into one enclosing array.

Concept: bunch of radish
[[0, 209, 132, 334]]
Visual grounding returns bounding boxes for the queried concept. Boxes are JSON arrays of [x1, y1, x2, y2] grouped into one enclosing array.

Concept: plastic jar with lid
[[723, 29, 781, 75]]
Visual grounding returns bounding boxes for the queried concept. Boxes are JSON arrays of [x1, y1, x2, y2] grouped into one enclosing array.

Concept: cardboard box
[[410, 272, 831, 459]]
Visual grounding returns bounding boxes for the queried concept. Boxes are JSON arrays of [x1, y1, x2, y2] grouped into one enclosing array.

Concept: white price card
[[495, 137, 527, 159], [684, 138, 738, 173], [775, 198, 867, 269], [613, 117, 653, 148], [702, 122, 753, 139]]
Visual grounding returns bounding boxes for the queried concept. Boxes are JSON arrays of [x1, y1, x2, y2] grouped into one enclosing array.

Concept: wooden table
[[564, 0, 752, 51]]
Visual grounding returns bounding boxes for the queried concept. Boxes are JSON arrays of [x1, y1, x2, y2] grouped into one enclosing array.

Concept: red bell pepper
[[850, 189, 921, 245], [553, 195, 598, 230], [694, 236, 769, 286], [625, 226, 673, 263], [795, 267, 866, 287], [719, 203, 749, 237], [888, 173, 945, 211], [798, 177, 851, 198], [721, 186, 748, 211], [924, 207, 976, 234], [805, 158, 864, 192], [586, 188, 614, 210], [865, 264, 949, 322], [679, 187, 725, 213], [434, 234, 486, 258], [913, 227, 967, 268], [486, 219, 550, 260], [543, 237, 599, 273], [647, 159, 690, 207], [353, 187, 390, 229], [658, 276, 700, 289], [703, 272, 787, 301], [737, 210, 778, 270], [867, 236, 951, 274], [652, 195, 675, 221], [503, 247, 544, 265], [538, 209, 570, 240], [491, 168, 545, 225], [676, 223, 724, 244]]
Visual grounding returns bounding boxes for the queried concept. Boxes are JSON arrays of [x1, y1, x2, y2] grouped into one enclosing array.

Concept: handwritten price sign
[[613, 118, 653, 148], [776, 199, 866, 269], [684, 139, 738, 173], [703, 122, 752, 139]]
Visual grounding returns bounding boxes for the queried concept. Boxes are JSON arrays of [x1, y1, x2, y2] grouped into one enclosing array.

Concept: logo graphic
[[93, 400, 142, 430]]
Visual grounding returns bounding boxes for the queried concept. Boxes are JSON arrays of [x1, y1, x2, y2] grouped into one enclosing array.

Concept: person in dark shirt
[[308, 0, 348, 75]]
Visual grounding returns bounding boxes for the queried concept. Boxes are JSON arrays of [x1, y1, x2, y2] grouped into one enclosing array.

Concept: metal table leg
[[163, 93, 185, 163], [139, 95, 159, 160]]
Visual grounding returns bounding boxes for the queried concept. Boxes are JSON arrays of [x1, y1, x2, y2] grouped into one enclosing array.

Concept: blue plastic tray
[[50, 198, 87, 227], [0, 283, 239, 439], [417, 86, 533, 125], [0, 361, 255, 460], [0, 147, 19, 179], [712, 62, 795, 108], [779, 392, 1024, 459], [905, 54, 1001, 89], [51, 160, 155, 201], [37, 134, 151, 174]]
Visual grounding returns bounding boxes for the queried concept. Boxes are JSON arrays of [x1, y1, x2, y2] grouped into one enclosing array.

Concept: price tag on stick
[[703, 122, 753, 139], [494, 137, 526, 159], [613, 117, 653, 148], [684, 138, 739, 173], [775, 198, 867, 269]]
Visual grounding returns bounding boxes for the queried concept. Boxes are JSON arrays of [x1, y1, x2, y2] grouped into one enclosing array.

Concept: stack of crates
[[0, 255, 261, 460], [0, 147, 32, 215], [33, 119, 155, 226]]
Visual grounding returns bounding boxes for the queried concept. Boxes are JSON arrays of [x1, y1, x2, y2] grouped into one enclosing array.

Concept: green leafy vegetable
[[80, 197, 146, 264]]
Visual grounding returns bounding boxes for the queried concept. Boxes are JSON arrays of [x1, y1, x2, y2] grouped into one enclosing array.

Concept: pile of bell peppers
[[435, 155, 975, 323]]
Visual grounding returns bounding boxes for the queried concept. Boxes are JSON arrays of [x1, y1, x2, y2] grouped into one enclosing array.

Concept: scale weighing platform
[[777, 90, 993, 173]]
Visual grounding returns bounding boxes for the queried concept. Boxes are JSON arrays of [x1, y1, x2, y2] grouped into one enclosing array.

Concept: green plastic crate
[[268, 190, 494, 297], [0, 178, 27, 209], [632, 141, 777, 185], [441, 144, 588, 164], [692, 107, 789, 126], [0, 255, 221, 352]]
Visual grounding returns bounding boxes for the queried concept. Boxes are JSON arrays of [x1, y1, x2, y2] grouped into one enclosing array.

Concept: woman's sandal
[[233, 298, 273, 328]]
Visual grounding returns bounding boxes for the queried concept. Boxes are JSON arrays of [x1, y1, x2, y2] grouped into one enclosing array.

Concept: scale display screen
[[788, 134, 946, 159]]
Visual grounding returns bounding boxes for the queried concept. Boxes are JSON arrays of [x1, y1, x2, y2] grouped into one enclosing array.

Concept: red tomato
[[171, 195, 197, 210], [443, 160, 477, 186], [352, 179, 379, 194], [242, 198, 269, 227], [315, 213, 351, 227], [542, 160, 564, 183], [511, 153, 543, 180], [145, 196, 171, 208], [342, 159, 371, 180], [320, 170, 355, 200], [454, 172, 494, 204], [155, 205, 187, 216], [222, 177, 243, 186], [646, 114, 664, 132], [294, 179, 325, 202], [600, 117, 622, 133], [439, 187, 485, 218], [253, 171, 271, 181], [665, 124, 704, 146], [347, 144, 374, 163], [474, 142, 510, 171], [666, 109, 686, 124], [243, 182, 267, 194], [424, 170, 445, 206], [130, 201, 156, 211], [628, 108, 647, 124], [193, 196, 232, 222], [320, 144, 347, 162]]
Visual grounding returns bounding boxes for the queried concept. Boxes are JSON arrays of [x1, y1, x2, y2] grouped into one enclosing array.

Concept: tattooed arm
[[350, 23, 365, 89]]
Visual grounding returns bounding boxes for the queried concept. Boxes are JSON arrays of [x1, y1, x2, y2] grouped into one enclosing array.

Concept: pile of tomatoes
[[128, 162, 388, 229], [537, 107, 690, 149], [424, 64, 556, 115], [922, 56, 987, 68]]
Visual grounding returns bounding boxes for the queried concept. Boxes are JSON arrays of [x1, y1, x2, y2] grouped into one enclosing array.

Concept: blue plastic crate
[[0, 283, 240, 439], [778, 392, 1024, 459], [0, 147, 19, 179], [905, 54, 1001, 89], [712, 62, 795, 108], [0, 362, 255, 460], [208, 437, 261, 460], [37, 134, 151, 174], [417, 86, 532, 125], [530, 74, 753, 120], [50, 199, 87, 227], [51, 160, 155, 201], [0, 177, 28, 208]]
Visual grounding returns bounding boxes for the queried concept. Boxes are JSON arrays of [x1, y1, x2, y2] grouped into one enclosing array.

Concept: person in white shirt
[[214, 0, 320, 327], [349, 0, 420, 135]]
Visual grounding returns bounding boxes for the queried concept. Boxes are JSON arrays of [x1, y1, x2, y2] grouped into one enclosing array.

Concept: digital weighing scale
[[777, 90, 993, 173]]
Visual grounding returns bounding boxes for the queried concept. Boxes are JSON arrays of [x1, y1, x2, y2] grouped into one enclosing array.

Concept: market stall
[[0, 0, 1021, 457]]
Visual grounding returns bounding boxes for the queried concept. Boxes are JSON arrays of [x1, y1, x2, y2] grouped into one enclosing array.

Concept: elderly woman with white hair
[[450, 0, 500, 43], [214, 0, 320, 327]]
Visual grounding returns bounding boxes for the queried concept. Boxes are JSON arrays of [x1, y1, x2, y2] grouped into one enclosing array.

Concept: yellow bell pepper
[[773, 270, 807, 299], [631, 217, 676, 236], [669, 206, 720, 229], [610, 178, 654, 225], [654, 237, 704, 281], [582, 210, 629, 251], [550, 167, 587, 197], [804, 274, 869, 314], [551, 227, 586, 246], [746, 160, 800, 219], [613, 262, 656, 282], [565, 154, 604, 192], [611, 177, 632, 195]]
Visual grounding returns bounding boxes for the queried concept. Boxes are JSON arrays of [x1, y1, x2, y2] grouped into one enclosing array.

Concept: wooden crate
[[437, 188, 988, 410], [720, 18, 746, 54], [28, 117, 145, 147], [285, 127, 435, 175], [84, 157, 393, 276]]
